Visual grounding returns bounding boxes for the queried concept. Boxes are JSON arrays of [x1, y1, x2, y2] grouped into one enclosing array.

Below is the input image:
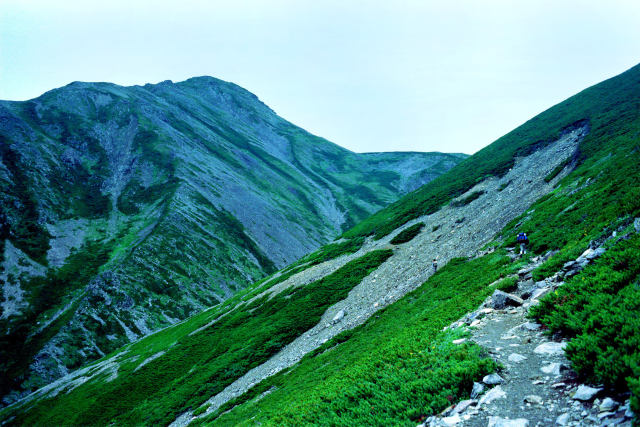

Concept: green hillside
[[2, 64, 639, 425]]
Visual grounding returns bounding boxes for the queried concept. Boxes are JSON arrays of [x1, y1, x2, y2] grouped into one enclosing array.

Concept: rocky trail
[[426, 249, 636, 427]]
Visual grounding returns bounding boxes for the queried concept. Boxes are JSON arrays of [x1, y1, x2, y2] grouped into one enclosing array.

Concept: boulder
[[598, 397, 618, 412], [470, 382, 485, 399], [524, 395, 543, 405], [556, 413, 570, 425], [332, 309, 345, 323], [441, 414, 462, 426], [583, 247, 606, 261], [490, 290, 524, 309], [518, 265, 536, 279], [451, 399, 476, 415], [479, 385, 506, 405], [572, 384, 603, 401], [541, 362, 565, 376], [521, 322, 541, 331], [634, 217, 640, 233], [483, 373, 505, 385], [534, 341, 567, 355], [508, 353, 527, 363]]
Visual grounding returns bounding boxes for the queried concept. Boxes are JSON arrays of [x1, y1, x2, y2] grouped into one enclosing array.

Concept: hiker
[[516, 232, 529, 255], [432, 258, 437, 272]]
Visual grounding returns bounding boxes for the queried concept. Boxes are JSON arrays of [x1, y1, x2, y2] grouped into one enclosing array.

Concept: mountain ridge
[[0, 76, 464, 403]]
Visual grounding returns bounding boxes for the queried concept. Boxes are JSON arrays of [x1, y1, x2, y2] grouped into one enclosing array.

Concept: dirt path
[[426, 256, 635, 427]]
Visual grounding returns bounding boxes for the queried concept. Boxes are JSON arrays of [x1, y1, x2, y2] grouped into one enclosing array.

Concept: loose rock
[[470, 382, 485, 399], [487, 416, 529, 427], [599, 397, 618, 412], [541, 362, 564, 376], [533, 342, 566, 355], [508, 353, 527, 363], [555, 413, 570, 425], [483, 373, 505, 385], [572, 384, 603, 401], [490, 290, 524, 309], [451, 399, 476, 415], [332, 309, 345, 323], [479, 385, 506, 405], [441, 414, 462, 426], [524, 395, 543, 405], [521, 322, 541, 331]]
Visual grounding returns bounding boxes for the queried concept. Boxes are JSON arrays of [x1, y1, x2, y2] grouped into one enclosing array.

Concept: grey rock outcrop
[[490, 290, 524, 309]]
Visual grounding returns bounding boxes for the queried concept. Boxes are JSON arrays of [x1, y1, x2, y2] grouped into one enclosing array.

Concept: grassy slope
[[2, 64, 640, 425], [207, 254, 516, 426], [531, 233, 640, 414], [6, 250, 392, 426]]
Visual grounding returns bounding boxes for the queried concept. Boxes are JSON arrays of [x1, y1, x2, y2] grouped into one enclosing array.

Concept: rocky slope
[[0, 77, 464, 403]]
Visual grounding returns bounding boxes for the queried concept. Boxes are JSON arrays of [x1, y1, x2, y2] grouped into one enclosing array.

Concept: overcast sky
[[1, 1, 640, 154]]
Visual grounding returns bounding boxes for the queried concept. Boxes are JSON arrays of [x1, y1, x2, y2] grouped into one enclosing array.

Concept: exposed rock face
[[0, 77, 465, 403]]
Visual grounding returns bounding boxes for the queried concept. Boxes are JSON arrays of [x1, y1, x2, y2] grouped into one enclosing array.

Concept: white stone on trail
[[521, 322, 541, 331], [572, 384, 603, 401], [487, 416, 529, 427], [471, 382, 485, 399], [524, 395, 543, 405], [533, 341, 566, 355], [599, 397, 618, 412], [451, 399, 476, 415], [555, 412, 570, 425], [479, 385, 506, 405], [508, 353, 527, 363], [452, 338, 467, 345], [483, 373, 505, 385], [441, 414, 462, 426], [541, 362, 563, 375], [332, 309, 345, 323]]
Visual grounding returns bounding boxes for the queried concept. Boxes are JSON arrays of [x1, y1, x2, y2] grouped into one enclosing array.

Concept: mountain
[[2, 62, 640, 426], [0, 77, 466, 404]]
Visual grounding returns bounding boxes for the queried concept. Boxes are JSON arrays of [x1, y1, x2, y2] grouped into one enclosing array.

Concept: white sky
[[1, 1, 640, 154]]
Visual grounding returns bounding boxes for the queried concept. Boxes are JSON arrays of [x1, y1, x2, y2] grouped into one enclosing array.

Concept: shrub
[[531, 234, 640, 403], [390, 222, 425, 245]]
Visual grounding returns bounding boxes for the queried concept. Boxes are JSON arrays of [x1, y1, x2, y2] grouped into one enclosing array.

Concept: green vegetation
[[289, 236, 366, 268], [544, 158, 570, 183], [450, 191, 485, 208], [531, 233, 640, 414], [494, 276, 518, 293], [7, 250, 392, 426], [206, 253, 516, 425], [497, 180, 511, 192], [390, 222, 425, 245]]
